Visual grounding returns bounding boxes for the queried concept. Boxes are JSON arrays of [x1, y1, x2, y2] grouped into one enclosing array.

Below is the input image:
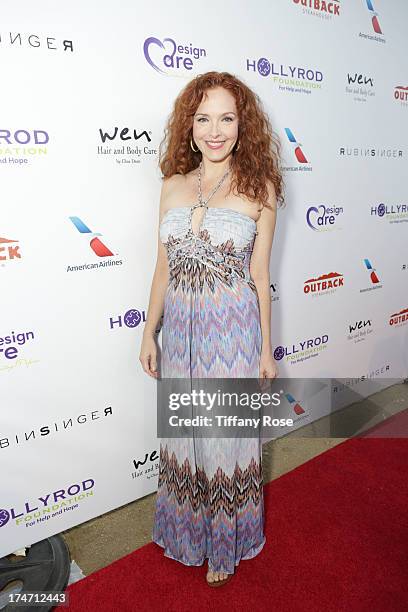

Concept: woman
[[139, 71, 284, 586]]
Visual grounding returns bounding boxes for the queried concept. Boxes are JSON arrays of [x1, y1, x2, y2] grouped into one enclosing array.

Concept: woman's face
[[192, 86, 239, 163]]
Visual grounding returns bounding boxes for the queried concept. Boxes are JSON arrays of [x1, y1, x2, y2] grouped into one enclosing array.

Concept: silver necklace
[[197, 160, 230, 208]]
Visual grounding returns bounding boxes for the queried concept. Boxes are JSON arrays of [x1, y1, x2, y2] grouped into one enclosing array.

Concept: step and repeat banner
[[1, 0, 407, 557]]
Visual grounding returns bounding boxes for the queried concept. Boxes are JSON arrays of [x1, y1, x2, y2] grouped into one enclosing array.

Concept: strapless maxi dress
[[152, 204, 266, 575]]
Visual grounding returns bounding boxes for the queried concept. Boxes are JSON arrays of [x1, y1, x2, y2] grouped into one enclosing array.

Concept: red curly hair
[[158, 71, 285, 211]]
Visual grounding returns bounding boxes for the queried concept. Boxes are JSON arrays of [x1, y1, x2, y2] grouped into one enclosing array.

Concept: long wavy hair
[[159, 71, 285, 211]]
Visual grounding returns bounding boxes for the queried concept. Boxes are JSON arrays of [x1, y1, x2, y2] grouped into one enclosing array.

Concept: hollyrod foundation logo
[[0, 128, 49, 165], [306, 203, 344, 231], [304, 271, 344, 297], [389, 308, 408, 328], [370, 202, 408, 224], [282, 128, 313, 172], [246, 58, 323, 95], [292, 0, 340, 19], [0, 235, 21, 267], [274, 334, 329, 364], [109, 309, 161, 334], [359, 0, 385, 44], [0, 479, 94, 530], [68, 216, 123, 271], [143, 36, 207, 75]]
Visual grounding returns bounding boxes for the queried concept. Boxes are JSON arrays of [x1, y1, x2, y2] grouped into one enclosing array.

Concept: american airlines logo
[[69, 217, 114, 257]]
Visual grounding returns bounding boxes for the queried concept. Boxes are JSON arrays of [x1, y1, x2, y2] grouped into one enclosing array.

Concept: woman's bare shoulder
[[160, 173, 190, 213]]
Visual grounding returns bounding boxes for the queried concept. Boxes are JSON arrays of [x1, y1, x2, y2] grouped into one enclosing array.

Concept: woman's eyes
[[196, 117, 234, 123]]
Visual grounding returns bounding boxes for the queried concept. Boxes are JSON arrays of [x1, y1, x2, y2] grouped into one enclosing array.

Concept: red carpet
[[59, 414, 408, 612]]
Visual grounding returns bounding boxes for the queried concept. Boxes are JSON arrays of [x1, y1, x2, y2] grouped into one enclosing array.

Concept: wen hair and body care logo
[[347, 318, 374, 343], [97, 126, 157, 165], [345, 71, 375, 103]]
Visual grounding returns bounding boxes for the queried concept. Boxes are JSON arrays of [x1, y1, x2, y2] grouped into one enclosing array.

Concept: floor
[[62, 380, 408, 576]]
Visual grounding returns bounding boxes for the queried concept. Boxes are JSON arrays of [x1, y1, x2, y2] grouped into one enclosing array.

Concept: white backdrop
[[1, 0, 407, 557]]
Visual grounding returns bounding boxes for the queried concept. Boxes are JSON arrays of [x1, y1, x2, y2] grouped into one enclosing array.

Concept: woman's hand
[[139, 331, 159, 378], [258, 349, 278, 391]]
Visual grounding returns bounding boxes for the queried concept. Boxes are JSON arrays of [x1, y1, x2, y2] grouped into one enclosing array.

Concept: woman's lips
[[206, 141, 225, 150]]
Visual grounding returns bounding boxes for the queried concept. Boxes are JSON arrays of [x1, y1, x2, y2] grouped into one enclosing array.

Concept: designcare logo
[[360, 258, 383, 293], [304, 271, 344, 297], [68, 217, 123, 272], [0, 479, 94, 530], [370, 201, 408, 224], [246, 58, 323, 94], [0, 235, 21, 266], [389, 308, 408, 328], [282, 128, 313, 173], [273, 334, 329, 364], [143, 36, 207, 75], [306, 203, 344, 231], [292, 0, 340, 18], [0, 329, 37, 373]]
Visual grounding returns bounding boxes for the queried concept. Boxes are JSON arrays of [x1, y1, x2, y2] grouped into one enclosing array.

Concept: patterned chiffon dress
[[152, 202, 266, 575]]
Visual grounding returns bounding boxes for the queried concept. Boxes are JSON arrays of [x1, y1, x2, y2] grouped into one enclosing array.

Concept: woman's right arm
[[139, 178, 172, 378]]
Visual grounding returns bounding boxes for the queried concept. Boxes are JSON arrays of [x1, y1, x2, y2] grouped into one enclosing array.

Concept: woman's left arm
[[249, 182, 278, 378]]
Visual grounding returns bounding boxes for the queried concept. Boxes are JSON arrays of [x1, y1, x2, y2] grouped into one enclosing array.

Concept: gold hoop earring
[[235, 140, 240, 151], [190, 138, 199, 153]]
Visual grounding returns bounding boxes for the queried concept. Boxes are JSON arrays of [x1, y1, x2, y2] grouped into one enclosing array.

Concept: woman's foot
[[206, 565, 232, 586]]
